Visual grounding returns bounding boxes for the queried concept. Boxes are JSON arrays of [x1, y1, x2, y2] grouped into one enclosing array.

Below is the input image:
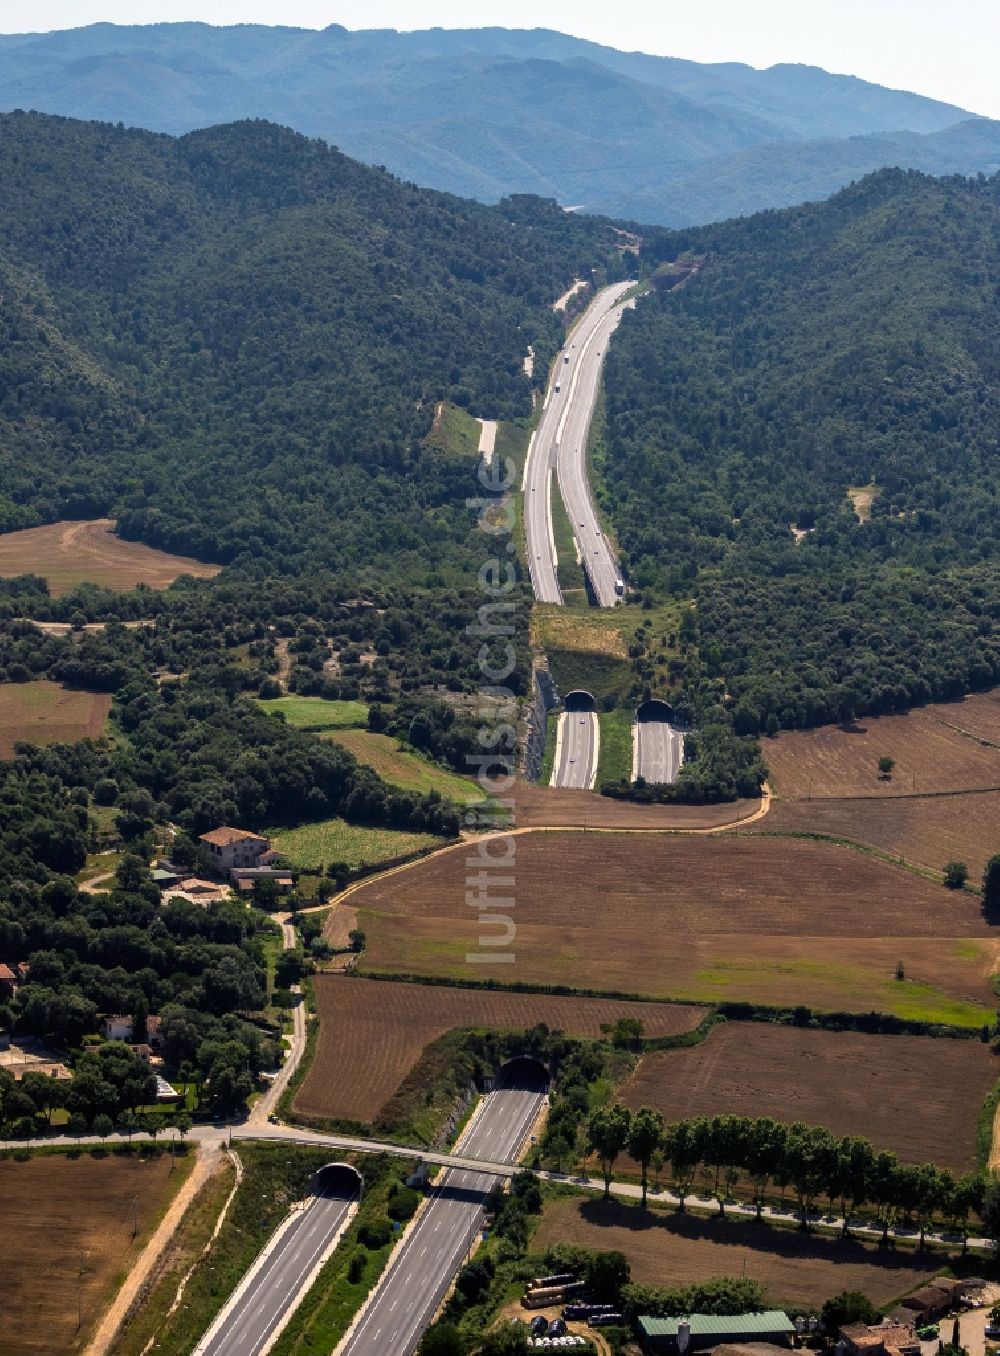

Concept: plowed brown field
[[764, 791, 1000, 880], [0, 1151, 181, 1355], [512, 780, 761, 829], [0, 680, 111, 757], [532, 1198, 945, 1309], [0, 519, 219, 595], [765, 700, 1000, 799], [339, 831, 997, 1023], [296, 975, 706, 1123], [619, 1023, 997, 1170]]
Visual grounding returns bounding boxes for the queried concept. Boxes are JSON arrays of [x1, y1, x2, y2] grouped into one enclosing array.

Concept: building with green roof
[[637, 1311, 794, 1354]]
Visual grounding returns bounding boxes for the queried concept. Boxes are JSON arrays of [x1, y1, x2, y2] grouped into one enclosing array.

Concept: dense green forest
[[0, 112, 633, 579], [602, 168, 1000, 732]]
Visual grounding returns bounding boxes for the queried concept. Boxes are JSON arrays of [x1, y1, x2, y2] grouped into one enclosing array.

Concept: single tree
[[944, 861, 969, 890], [587, 1104, 632, 1199], [877, 755, 895, 779], [628, 1107, 665, 1207]]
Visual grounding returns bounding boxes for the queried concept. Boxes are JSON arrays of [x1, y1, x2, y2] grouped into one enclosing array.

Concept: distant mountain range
[[3, 23, 1000, 224]]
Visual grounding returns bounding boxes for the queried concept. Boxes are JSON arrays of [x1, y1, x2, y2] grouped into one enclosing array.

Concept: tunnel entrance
[[496, 1056, 551, 1092], [313, 1162, 364, 1199], [636, 698, 674, 723], [563, 689, 597, 713]]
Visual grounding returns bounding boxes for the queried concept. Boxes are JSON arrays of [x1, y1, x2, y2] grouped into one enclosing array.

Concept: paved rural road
[[524, 281, 634, 606], [634, 716, 685, 785], [338, 1066, 548, 1356], [197, 1171, 358, 1356], [551, 710, 600, 790]]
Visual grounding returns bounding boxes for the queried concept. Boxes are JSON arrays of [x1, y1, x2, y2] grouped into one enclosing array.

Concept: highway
[[197, 1171, 359, 1356], [524, 281, 634, 607], [339, 1066, 547, 1356], [550, 710, 600, 790], [634, 716, 685, 785]]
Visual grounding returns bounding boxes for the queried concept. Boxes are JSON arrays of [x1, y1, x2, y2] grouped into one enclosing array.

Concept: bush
[[387, 1183, 420, 1222], [358, 1216, 393, 1250], [821, 1291, 879, 1334]]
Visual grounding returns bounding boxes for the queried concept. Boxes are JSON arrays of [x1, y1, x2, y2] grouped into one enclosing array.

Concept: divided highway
[[634, 717, 685, 785], [339, 1066, 547, 1356], [550, 710, 599, 790], [524, 281, 634, 607], [197, 1170, 359, 1356]]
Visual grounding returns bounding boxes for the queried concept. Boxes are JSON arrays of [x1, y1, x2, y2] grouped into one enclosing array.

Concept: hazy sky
[[5, 0, 998, 119]]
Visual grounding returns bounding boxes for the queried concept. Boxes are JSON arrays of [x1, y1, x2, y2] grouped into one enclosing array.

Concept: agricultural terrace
[[0, 519, 219, 595], [619, 1023, 997, 1172], [0, 681, 111, 758], [268, 817, 444, 873], [532, 1197, 945, 1310], [0, 1150, 189, 1355], [324, 729, 485, 804], [296, 975, 706, 1124], [343, 831, 998, 1024], [764, 791, 1000, 881], [765, 695, 1000, 798], [256, 695, 369, 730]]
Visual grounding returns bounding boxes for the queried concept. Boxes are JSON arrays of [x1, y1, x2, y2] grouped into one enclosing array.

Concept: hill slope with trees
[[0, 111, 631, 579], [601, 168, 1000, 734]]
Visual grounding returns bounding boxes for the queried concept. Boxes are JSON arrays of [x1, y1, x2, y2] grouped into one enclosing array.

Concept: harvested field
[[763, 792, 1000, 880], [620, 1023, 997, 1171], [0, 680, 110, 757], [0, 519, 219, 595], [765, 701, 1000, 799], [0, 1151, 185, 1355], [511, 780, 760, 830], [342, 831, 998, 1024], [532, 1197, 944, 1310], [298, 976, 705, 1123]]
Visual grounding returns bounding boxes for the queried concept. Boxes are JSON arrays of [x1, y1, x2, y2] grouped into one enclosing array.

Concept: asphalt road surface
[[524, 282, 633, 606], [634, 717, 685, 785], [340, 1068, 548, 1356], [198, 1172, 359, 1356], [551, 710, 599, 790]]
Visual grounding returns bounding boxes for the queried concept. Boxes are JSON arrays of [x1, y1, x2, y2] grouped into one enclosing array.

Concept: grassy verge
[[75, 851, 122, 884], [539, 710, 558, 785], [109, 1153, 237, 1356], [551, 470, 588, 605], [597, 707, 633, 785], [977, 1075, 1000, 1170], [270, 1154, 417, 1356]]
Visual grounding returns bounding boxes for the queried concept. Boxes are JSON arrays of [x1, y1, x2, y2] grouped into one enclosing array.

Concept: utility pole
[[131, 1195, 139, 1239]]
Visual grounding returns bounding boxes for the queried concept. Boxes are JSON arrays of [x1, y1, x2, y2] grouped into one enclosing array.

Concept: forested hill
[[602, 168, 1000, 735], [2, 23, 998, 227], [0, 111, 633, 578]]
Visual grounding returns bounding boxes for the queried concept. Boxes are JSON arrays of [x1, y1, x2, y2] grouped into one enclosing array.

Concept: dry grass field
[[325, 730, 485, 804], [297, 975, 706, 1123], [0, 1151, 185, 1355], [620, 1023, 997, 1170], [763, 792, 1000, 880], [341, 831, 998, 1025], [512, 780, 761, 830], [0, 519, 219, 595], [532, 1197, 944, 1309], [0, 680, 111, 757], [765, 702, 1000, 799]]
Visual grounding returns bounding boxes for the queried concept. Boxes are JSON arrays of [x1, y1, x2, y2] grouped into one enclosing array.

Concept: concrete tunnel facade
[[563, 689, 597, 713]]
